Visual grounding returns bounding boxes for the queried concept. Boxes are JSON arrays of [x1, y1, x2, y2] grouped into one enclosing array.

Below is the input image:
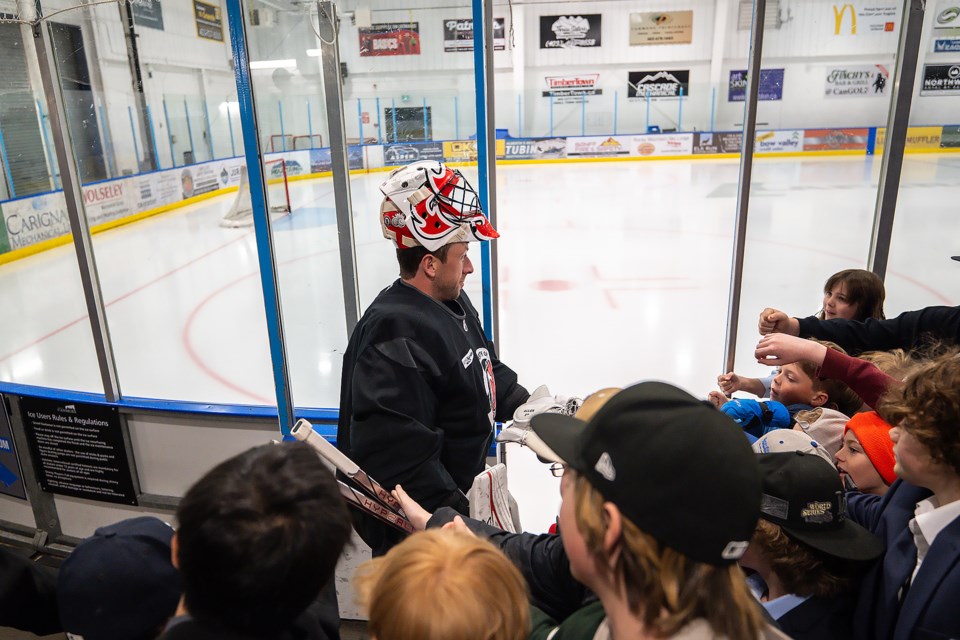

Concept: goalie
[[337, 161, 565, 556]]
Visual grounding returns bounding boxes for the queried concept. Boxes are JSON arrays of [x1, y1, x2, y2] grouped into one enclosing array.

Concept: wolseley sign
[[542, 74, 602, 103]]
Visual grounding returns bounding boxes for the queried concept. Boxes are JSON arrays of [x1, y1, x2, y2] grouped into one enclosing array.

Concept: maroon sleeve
[[817, 348, 901, 410]]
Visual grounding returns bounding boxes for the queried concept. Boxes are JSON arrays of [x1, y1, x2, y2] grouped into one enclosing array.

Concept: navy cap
[[58, 517, 180, 640]]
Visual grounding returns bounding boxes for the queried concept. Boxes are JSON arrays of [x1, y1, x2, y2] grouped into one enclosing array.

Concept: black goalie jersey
[[337, 280, 529, 554]]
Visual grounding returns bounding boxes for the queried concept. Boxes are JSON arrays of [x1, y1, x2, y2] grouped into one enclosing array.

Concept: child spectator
[[752, 429, 835, 469], [58, 517, 180, 640], [355, 529, 529, 640], [740, 452, 884, 640], [525, 381, 790, 640], [835, 412, 896, 496], [719, 269, 885, 398], [848, 351, 960, 640]]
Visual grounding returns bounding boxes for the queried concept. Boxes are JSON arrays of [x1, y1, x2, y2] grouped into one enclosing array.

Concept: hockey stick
[[337, 480, 414, 534], [291, 419, 408, 518]]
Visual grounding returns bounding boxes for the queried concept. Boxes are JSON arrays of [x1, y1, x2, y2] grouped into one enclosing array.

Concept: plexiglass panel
[[0, 15, 102, 392], [731, 0, 900, 382]]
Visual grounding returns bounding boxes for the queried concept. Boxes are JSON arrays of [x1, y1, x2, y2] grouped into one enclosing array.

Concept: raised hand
[[758, 308, 800, 336]]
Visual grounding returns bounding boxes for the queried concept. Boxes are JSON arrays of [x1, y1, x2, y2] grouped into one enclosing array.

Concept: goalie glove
[[509, 385, 583, 430]]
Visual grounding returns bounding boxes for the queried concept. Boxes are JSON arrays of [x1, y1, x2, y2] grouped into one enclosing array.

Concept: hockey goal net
[[221, 159, 291, 228]]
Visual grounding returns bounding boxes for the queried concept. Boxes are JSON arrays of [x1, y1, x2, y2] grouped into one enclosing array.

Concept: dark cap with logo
[[531, 381, 761, 566], [757, 452, 884, 561]]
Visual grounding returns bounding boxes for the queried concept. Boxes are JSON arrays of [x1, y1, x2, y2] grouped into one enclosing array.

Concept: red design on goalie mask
[[408, 166, 498, 245]]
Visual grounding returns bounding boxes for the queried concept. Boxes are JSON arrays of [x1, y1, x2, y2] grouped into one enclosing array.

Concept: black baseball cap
[[757, 452, 884, 561], [952, 256, 959, 262], [531, 381, 761, 566], [58, 517, 181, 640]]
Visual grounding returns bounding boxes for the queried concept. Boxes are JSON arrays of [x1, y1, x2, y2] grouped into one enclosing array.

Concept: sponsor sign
[[384, 142, 444, 164], [539, 14, 601, 48], [308, 147, 364, 173], [933, 1, 960, 31], [132, 0, 164, 30], [359, 23, 420, 57], [566, 136, 631, 157], [832, 2, 898, 35], [934, 38, 960, 52], [628, 70, 690, 98], [21, 397, 137, 506], [1, 193, 70, 250], [803, 128, 870, 151], [632, 134, 694, 157], [443, 140, 477, 161], [501, 138, 567, 160], [754, 130, 804, 153], [920, 63, 960, 95], [941, 125, 960, 148], [0, 210, 10, 254], [876, 126, 944, 150], [824, 65, 889, 97], [443, 17, 505, 52], [691, 132, 742, 154], [728, 69, 784, 101], [629, 11, 693, 45], [542, 74, 602, 104], [82, 179, 136, 227], [441, 140, 505, 162], [0, 399, 26, 500], [194, 0, 223, 41]]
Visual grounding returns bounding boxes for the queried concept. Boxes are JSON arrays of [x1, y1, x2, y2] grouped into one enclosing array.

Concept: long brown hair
[[818, 269, 886, 321], [572, 474, 764, 640]]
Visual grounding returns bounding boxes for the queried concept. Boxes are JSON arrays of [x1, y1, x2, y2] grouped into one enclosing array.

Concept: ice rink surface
[[3, 154, 959, 530]]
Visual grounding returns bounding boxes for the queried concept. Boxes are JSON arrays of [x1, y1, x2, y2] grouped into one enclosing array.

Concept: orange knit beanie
[[844, 411, 897, 485]]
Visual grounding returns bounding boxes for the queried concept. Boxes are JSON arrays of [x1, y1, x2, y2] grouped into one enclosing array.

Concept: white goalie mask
[[379, 160, 499, 252]]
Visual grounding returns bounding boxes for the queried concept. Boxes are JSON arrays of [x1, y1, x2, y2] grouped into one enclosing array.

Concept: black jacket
[[338, 281, 528, 555], [795, 305, 960, 355], [776, 594, 855, 640], [0, 547, 60, 636], [429, 507, 591, 622]]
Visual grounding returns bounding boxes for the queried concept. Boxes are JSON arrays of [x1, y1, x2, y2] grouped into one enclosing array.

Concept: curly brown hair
[[879, 350, 960, 477], [749, 520, 854, 598]]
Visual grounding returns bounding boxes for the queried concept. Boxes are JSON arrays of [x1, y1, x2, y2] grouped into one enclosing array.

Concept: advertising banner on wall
[[920, 63, 960, 95], [566, 136, 631, 157], [934, 38, 960, 52], [824, 65, 890, 97], [194, 0, 223, 41], [132, 0, 164, 30], [501, 138, 567, 159], [539, 14, 601, 48], [359, 23, 421, 56], [1, 193, 70, 250], [307, 148, 364, 173], [876, 126, 944, 151], [542, 74, 602, 103], [692, 132, 743, 154], [627, 70, 690, 98], [632, 134, 694, 156], [0, 399, 26, 500], [933, 1, 960, 31], [442, 140, 506, 162], [803, 128, 870, 151], [942, 125, 960, 148], [831, 2, 898, 35], [21, 397, 137, 506], [443, 17, 505, 52], [754, 130, 804, 153], [384, 142, 444, 164], [82, 179, 136, 227], [629, 11, 693, 45], [728, 69, 784, 101], [0, 213, 10, 254]]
